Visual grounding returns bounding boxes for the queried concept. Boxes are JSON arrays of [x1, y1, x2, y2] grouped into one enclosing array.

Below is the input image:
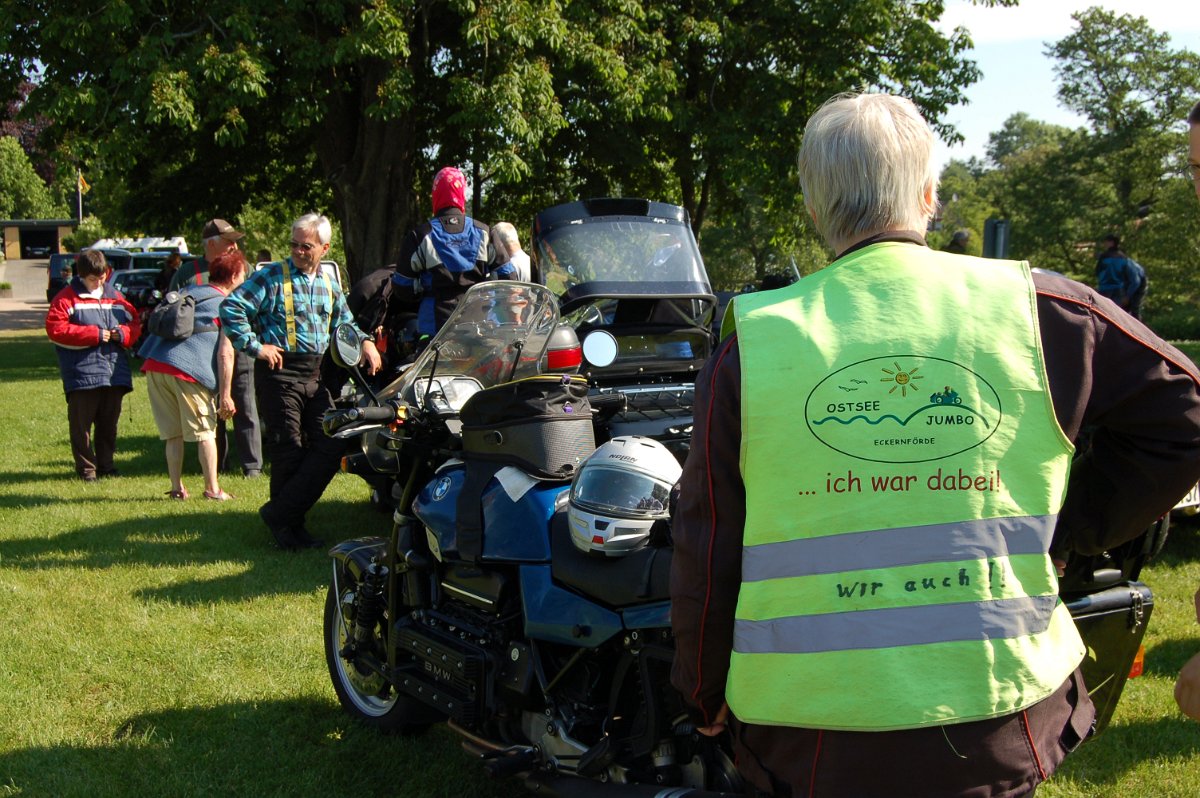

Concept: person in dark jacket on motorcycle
[[670, 92, 1200, 797], [391, 166, 516, 339], [45, 249, 142, 481], [1174, 99, 1200, 724]]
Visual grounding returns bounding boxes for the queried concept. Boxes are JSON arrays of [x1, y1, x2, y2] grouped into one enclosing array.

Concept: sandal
[[203, 489, 234, 501], [165, 488, 189, 500]]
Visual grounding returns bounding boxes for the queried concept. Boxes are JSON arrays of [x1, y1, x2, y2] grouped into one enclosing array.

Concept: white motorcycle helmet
[[568, 436, 682, 557]]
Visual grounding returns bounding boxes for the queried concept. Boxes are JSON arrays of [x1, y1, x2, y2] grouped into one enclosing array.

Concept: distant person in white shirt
[[491, 222, 531, 282]]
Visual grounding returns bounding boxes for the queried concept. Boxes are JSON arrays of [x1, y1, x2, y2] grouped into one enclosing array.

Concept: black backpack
[[146, 290, 217, 341]]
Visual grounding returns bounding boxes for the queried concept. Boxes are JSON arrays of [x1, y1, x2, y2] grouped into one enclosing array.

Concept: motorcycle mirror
[[331, 323, 364, 369], [581, 330, 618, 368]]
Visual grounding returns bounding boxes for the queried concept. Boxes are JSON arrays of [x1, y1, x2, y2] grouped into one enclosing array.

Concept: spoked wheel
[[323, 569, 436, 733]]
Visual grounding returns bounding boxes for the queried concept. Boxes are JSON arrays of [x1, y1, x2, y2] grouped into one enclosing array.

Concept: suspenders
[[279, 260, 332, 350]]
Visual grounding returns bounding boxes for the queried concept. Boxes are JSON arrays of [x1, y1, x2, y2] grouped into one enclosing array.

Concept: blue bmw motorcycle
[[322, 282, 740, 797]]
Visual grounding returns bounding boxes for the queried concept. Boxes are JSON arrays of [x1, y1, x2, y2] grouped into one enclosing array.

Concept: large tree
[[0, 0, 1010, 283], [0, 135, 60, 219], [1048, 7, 1200, 230]]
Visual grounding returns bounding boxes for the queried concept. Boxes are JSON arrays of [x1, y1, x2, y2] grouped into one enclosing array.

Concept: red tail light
[[546, 345, 583, 372], [1129, 645, 1145, 678]]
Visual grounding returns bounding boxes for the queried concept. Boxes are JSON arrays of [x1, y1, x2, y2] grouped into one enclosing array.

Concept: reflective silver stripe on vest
[[742, 515, 1054, 583], [733, 595, 1060, 654]]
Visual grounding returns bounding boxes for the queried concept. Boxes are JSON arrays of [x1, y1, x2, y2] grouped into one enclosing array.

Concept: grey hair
[[798, 93, 938, 246], [204, 235, 223, 249], [293, 213, 332, 245], [491, 221, 521, 249]]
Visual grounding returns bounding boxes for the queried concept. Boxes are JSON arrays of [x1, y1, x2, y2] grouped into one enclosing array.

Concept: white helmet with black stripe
[[567, 435, 681, 557]]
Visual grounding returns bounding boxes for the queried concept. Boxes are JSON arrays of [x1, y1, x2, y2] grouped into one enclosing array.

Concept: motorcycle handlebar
[[589, 392, 628, 413], [322, 403, 401, 438], [356, 405, 401, 423]]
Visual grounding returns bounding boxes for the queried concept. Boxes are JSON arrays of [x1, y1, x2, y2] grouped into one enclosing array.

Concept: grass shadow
[[1052, 715, 1200, 789], [0, 697, 526, 798], [0, 508, 333, 602]]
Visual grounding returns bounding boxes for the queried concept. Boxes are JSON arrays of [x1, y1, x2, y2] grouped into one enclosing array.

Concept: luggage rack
[[594, 383, 695, 462]]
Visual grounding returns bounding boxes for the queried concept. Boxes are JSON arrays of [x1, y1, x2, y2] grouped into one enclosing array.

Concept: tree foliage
[[0, 135, 60, 219], [964, 8, 1200, 334], [0, 0, 1011, 284]]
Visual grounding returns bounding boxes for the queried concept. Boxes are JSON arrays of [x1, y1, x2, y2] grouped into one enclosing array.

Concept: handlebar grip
[[356, 405, 399, 423], [589, 392, 628, 412], [323, 404, 399, 437]]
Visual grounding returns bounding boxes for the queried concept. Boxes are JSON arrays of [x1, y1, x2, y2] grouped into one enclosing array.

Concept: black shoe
[[80, 473, 98, 482], [243, 468, 262, 479], [293, 525, 326, 549], [258, 504, 301, 551]]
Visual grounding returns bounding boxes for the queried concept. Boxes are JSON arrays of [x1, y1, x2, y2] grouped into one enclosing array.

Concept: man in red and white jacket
[[45, 249, 141, 481]]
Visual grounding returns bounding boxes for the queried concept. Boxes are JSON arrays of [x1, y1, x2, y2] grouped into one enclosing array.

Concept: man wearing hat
[[391, 166, 517, 338], [171, 218, 264, 478]]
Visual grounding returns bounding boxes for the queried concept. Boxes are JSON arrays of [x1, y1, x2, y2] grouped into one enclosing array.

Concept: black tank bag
[[456, 375, 595, 561]]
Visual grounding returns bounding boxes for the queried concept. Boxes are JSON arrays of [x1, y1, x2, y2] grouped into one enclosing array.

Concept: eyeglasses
[[289, 240, 319, 253]]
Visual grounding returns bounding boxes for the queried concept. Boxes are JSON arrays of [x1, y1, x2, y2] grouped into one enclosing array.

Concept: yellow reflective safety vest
[[724, 243, 1082, 731]]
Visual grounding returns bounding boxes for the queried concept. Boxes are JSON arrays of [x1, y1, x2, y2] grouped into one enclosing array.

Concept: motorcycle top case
[[459, 375, 595, 480], [1065, 581, 1153, 735]]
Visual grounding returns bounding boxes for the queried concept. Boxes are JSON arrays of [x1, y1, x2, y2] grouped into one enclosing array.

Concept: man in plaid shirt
[[221, 213, 381, 550]]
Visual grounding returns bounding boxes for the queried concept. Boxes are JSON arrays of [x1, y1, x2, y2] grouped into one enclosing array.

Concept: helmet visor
[[571, 465, 672, 518]]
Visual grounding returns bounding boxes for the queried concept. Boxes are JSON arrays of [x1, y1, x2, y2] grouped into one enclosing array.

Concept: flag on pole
[[78, 171, 90, 194]]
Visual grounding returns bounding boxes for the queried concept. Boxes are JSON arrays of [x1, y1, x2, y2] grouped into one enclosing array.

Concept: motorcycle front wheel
[[323, 573, 436, 733]]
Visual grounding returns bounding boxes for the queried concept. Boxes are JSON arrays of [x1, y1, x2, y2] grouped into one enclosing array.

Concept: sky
[[932, 0, 1200, 172]]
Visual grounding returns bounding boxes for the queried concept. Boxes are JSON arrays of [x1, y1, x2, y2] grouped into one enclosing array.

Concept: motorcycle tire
[[323, 575, 437, 734]]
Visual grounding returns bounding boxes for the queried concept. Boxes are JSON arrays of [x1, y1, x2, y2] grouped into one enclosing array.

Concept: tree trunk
[[315, 65, 419, 287]]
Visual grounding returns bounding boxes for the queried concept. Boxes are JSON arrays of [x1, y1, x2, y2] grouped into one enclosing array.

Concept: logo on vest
[[804, 356, 1002, 463]]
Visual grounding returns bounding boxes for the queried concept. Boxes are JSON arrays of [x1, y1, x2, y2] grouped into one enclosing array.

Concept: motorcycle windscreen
[[375, 282, 561, 406], [536, 216, 713, 317]]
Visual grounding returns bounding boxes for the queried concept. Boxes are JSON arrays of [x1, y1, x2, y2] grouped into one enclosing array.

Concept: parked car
[[46, 253, 77, 301], [93, 248, 134, 272], [109, 268, 163, 349], [129, 251, 200, 288], [129, 251, 200, 270], [109, 268, 160, 308], [23, 244, 51, 259]]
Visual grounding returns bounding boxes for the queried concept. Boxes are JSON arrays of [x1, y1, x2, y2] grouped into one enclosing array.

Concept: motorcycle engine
[[389, 565, 524, 730]]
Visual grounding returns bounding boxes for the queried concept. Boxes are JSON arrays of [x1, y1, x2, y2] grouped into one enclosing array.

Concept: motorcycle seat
[[549, 511, 672, 608]]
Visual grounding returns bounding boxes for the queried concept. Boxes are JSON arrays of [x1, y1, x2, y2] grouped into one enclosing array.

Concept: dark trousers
[[255, 356, 346, 528], [217, 350, 263, 473], [66, 387, 125, 477]]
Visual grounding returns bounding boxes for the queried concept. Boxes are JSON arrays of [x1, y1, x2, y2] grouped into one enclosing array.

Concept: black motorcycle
[[323, 283, 740, 796], [321, 235, 1162, 796]]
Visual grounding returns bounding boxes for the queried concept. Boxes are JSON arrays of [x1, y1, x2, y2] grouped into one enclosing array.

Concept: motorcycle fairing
[[413, 463, 563, 562], [532, 199, 716, 380], [519, 564, 623, 647]]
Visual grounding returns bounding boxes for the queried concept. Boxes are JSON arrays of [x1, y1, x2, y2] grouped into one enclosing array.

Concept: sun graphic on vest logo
[[804, 355, 1003, 464], [880, 362, 924, 397]]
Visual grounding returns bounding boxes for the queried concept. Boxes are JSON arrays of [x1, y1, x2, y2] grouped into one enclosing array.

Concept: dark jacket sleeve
[[395, 227, 424, 281], [670, 335, 745, 724], [1035, 272, 1200, 555]]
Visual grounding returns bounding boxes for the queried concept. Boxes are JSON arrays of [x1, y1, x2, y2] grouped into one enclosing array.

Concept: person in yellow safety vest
[[669, 92, 1200, 797]]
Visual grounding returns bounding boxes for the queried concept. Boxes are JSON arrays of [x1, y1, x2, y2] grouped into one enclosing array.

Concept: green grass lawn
[[2, 329, 1200, 797]]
